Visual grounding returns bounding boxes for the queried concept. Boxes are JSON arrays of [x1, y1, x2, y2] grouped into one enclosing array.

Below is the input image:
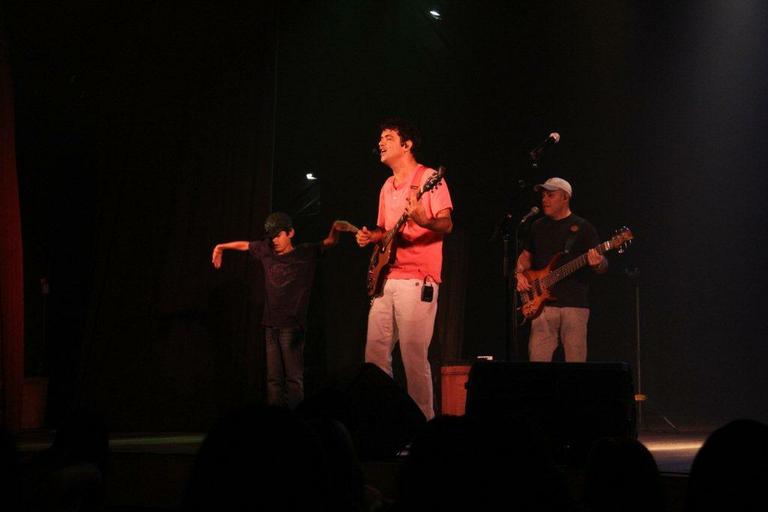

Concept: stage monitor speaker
[[465, 361, 636, 465], [298, 363, 426, 461]]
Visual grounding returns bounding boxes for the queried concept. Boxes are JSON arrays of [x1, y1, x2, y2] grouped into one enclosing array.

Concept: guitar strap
[[409, 164, 428, 193], [395, 165, 428, 236], [563, 217, 585, 254]]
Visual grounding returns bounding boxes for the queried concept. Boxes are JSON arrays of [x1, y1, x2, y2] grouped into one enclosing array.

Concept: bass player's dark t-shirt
[[523, 213, 600, 308], [248, 240, 323, 328]]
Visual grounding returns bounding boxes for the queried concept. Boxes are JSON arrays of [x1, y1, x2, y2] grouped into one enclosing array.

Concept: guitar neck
[[544, 242, 609, 287]]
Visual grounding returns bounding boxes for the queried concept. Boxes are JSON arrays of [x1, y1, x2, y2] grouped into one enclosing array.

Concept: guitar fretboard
[[542, 241, 611, 288]]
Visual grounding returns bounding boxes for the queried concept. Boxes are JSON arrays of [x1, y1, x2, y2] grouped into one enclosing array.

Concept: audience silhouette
[[1, 427, 23, 512], [182, 404, 369, 511], [396, 414, 573, 511], [684, 418, 768, 512], [21, 408, 108, 512], [582, 436, 665, 512]]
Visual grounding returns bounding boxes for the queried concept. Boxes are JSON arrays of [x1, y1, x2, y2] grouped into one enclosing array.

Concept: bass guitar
[[518, 227, 633, 320]]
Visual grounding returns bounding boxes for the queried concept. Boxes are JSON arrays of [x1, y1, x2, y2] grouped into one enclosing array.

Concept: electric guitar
[[518, 227, 633, 320], [366, 166, 446, 298]]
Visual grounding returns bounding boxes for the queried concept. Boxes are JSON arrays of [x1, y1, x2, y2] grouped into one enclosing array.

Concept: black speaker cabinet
[[465, 361, 636, 465]]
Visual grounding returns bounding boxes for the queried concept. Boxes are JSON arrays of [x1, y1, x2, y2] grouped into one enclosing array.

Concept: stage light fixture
[[305, 173, 317, 181], [429, 10, 441, 20]]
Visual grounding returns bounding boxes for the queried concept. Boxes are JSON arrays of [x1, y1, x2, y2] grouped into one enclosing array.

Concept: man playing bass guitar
[[515, 177, 607, 362], [355, 118, 453, 420]]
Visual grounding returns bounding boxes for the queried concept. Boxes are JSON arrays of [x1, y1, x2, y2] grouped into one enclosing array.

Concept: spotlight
[[428, 9, 441, 20], [305, 173, 317, 181]]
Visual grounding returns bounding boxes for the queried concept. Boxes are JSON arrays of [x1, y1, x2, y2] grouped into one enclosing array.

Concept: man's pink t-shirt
[[376, 165, 453, 283]]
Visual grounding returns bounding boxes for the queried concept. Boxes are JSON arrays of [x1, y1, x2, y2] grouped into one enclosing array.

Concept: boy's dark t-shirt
[[248, 240, 323, 328], [523, 213, 600, 308]]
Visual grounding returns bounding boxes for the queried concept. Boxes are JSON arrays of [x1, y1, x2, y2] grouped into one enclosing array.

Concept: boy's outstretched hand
[[324, 220, 359, 247], [333, 220, 359, 233], [212, 246, 223, 269]]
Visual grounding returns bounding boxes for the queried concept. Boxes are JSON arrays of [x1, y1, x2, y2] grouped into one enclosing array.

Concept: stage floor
[[640, 431, 706, 474]]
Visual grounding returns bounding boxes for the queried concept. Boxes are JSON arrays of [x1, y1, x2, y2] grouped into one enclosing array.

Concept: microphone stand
[[507, 223, 523, 361], [499, 177, 526, 361], [505, 153, 543, 361], [503, 136, 553, 359], [625, 267, 678, 433], [507, 217, 536, 361], [502, 221, 515, 361], [502, 141, 547, 361], [502, 214, 531, 361]]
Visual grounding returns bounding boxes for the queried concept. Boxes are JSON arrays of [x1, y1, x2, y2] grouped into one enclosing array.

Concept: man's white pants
[[365, 278, 438, 420]]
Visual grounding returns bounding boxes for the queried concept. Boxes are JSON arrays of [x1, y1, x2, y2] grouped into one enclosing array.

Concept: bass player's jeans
[[529, 306, 589, 362]]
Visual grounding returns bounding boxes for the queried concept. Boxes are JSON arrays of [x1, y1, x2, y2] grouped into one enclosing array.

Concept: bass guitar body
[[518, 253, 561, 320]]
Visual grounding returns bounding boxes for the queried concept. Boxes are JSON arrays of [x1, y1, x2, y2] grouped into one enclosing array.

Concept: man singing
[[356, 119, 453, 419]]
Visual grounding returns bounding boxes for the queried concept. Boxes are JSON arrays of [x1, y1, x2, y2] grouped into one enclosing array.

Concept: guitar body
[[367, 238, 396, 297], [518, 253, 560, 320]]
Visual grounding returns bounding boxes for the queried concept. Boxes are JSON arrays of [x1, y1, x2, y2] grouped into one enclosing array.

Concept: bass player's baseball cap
[[534, 177, 573, 197]]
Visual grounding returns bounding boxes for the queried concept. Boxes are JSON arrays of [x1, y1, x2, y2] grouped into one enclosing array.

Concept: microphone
[[372, 146, 381, 155], [529, 132, 560, 161], [519, 206, 540, 224]]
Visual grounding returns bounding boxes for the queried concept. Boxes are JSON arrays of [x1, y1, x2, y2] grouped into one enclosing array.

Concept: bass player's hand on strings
[[515, 272, 531, 292]]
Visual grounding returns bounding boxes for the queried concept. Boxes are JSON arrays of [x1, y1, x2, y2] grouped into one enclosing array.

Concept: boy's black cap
[[264, 212, 293, 238]]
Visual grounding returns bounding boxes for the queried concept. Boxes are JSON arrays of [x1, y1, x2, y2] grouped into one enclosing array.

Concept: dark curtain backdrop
[[8, 3, 278, 431], [7, 1, 768, 431]]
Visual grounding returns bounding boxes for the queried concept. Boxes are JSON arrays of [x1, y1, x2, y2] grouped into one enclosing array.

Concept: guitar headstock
[[422, 165, 446, 194], [610, 226, 634, 254]]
